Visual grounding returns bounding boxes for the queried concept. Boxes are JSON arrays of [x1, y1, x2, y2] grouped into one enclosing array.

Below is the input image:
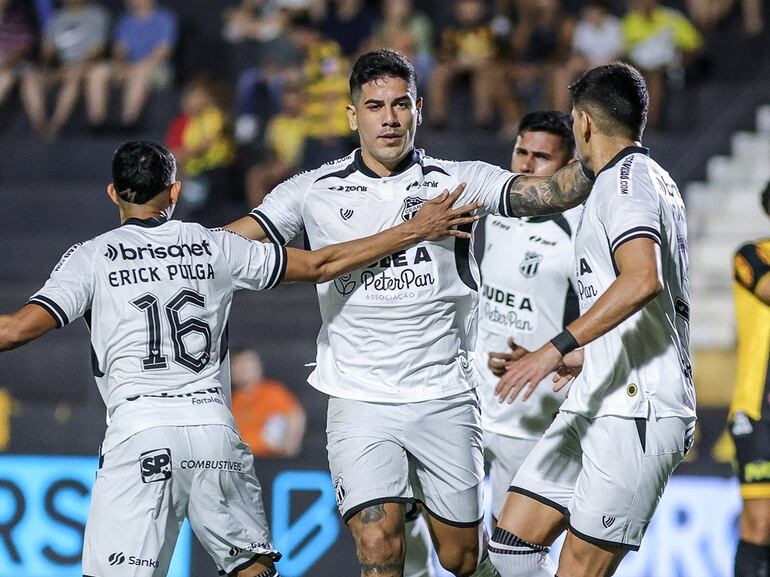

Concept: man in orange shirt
[[231, 348, 306, 458]]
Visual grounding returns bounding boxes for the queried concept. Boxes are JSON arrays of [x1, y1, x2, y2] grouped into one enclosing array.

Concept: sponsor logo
[[626, 383, 638, 397], [108, 552, 126, 566], [401, 196, 426, 221], [328, 185, 367, 192], [406, 180, 439, 191], [140, 448, 172, 483], [518, 251, 543, 278], [602, 516, 616, 528], [491, 220, 511, 231], [619, 156, 634, 195], [334, 273, 356, 296], [180, 459, 243, 471], [732, 412, 753, 437], [528, 234, 557, 246], [334, 475, 346, 508], [675, 297, 690, 322], [127, 387, 221, 402], [578, 258, 593, 275], [107, 241, 213, 262], [191, 395, 223, 406], [745, 461, 770, 483], [339, 208, 354, 221], [229, 546, 240, 557]]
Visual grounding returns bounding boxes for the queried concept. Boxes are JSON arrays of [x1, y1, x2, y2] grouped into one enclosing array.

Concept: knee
[[436, 541, 480, 577], [742, 508, 770, 543], [355, 524, 404, 564]]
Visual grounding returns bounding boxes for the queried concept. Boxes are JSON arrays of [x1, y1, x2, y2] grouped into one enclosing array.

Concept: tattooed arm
[[507, 161, 594, 217]]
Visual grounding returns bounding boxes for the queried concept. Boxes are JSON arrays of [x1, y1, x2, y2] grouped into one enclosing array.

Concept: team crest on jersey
[[402, 196, 426, 221], [518, 251, 543, 278], [339, 208, 354, 221], [334, 273, 356, 295], [333, 475, 346, 508]]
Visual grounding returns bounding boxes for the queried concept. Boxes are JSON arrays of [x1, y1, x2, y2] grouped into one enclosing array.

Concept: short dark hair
[[349, 49, 416, 103], [518, 110, 576, 157], [112, 141, 176, 205], [762, 181, 770, 216], [569, 63, 648, 140]]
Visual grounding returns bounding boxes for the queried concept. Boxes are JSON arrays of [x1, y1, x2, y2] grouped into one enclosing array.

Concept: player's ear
[[416, 97, 423, 125], [580, 110, 592, 143], [346, 102, 357, 131], [169, 181, 182, 205], [107, 183, 120, 206]]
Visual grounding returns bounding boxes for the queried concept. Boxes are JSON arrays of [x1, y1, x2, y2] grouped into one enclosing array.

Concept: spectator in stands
[[550, 0, 623, 112], [0, 0, 38, 113], [222, 0, 287, 45], [507, 0, 575, 115], [621, 0, 703, 128], [319, 0, 378, 57], [428, 0, 505, 130], [230, 349, 306, 458], [167, 75, 236, 218], [20, 0, 109, 138], [370, 0, 434, 93], [87, 0, 178, 130], [686, 0, 764, 36], [245, 78, 306, 208]]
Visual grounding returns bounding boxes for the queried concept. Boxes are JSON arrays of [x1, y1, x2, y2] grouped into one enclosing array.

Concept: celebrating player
[[0, 140, 479, 577], [228, 49, 595, 577], [490, 63, 696, 577], [730, 183, 770, 577]]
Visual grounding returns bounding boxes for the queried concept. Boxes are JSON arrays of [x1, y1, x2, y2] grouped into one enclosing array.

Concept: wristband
[[550, 329, 580, 356], [580, 161, 596, 182]]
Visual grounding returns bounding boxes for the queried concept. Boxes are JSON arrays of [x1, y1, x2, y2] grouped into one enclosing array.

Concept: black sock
[[735, 540, 770, 577]]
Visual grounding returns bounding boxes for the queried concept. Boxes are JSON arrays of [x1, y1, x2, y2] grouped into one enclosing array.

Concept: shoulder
[[421, 152, 457, 176], [52, 236, 99, 272], [306, 151, 358, 184]]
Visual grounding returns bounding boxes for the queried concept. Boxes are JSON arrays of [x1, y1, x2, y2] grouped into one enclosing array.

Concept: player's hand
[[552, 348, 584, 393], [409, 183, 480, 241], [488, 336, 529, 377], [495, 343, 562, 403]]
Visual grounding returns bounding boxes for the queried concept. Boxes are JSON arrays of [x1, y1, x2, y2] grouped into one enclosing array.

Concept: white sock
[[470, 552, 502, 577], [488, 528, 555, 577]]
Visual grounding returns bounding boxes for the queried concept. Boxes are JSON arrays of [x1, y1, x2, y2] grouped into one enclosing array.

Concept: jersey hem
[[308, 373, 477, 404]]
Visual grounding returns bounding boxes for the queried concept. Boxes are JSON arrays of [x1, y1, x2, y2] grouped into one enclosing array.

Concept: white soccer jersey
[[475, 208, 581, 440], [29, 216, 286, 452], [564, 147, 695, 419], [251, 148, 520, 402]]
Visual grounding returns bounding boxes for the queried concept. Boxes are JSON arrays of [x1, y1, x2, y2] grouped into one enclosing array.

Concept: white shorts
[[510, 411, 695, 550], [82, 425, 279, 577], [483, 431, 537, 519], [326, 390, 485, 526]]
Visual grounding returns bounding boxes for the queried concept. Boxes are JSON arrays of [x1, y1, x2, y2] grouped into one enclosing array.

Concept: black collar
[[353, 148, 422, 178], [596, 146, 649, 178], [122, 214, 170, 228]]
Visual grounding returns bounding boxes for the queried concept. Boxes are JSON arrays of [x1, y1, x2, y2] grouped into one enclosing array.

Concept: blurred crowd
[[0, 0, 764, 212]]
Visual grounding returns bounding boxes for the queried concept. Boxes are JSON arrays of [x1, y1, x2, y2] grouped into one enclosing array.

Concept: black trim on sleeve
[[249, 210, 286, 245], [342, 497, 415, 524], [568, 525, 640, 552], [28, 296, 68, 328], [454, 223, 478, 291], [266, 244, 287, 290], [507, 486, 568, 515], [498, 175, 518, 217], [611, 226, 661, 253]]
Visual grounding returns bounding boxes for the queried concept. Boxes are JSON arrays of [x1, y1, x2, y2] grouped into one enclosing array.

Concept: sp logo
[[139, 448, 172, 483], [104, 244, 118, 261], [401, 196, 426, 221], [108, 552, 126, 566], [334, 274, 356, 296]]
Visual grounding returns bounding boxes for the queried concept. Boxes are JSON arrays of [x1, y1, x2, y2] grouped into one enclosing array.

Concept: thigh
[[185, 425, 280, 575], [327, 397, 412, 523], [485, 431, 537, 519], [406, 391, 485, 525], [82, 428, 188, 577], [569, 415, 694, 552]]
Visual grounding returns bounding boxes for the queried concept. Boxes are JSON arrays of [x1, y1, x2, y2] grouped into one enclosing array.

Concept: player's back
[[31, 215, 284, 451]]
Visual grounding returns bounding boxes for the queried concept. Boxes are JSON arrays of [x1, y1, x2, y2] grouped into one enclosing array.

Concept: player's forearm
[[508, 162, 593, 216], [225, 216, 270, 242], [565, 272, 662, 349], [296, 222, 422, 283], [0, 306, 57, 352]]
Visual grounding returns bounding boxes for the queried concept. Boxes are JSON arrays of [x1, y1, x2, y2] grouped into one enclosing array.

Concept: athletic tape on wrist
[[550, 329, 579, 356]]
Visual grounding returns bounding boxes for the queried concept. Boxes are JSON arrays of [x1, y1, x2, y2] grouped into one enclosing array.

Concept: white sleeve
[[600, 164, 662, 255], [216, 229, 287, 291], [248, 171, 310, 245], [29, 242, 95, 328], [455, 161, 520, 216]]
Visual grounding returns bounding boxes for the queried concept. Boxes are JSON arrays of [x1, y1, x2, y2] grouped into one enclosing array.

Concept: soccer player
[[0, 140, 479, 577], [490, 63, 695, 577], [227, 49, 595, 577], [480, 110, 579, 527], [730, 183, 770, 577]]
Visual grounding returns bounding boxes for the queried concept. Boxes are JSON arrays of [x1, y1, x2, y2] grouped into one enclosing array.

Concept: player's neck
[[119, 206, 170, 224], [591, 137, 642, 174], [360, 147, 414, 177]]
